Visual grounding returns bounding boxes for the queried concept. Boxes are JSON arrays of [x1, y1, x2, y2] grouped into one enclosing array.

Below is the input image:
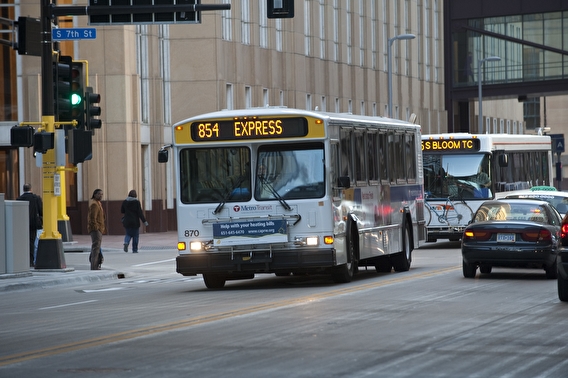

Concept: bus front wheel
[[203, 274, 227, 289], [331, 231, 357, 283]]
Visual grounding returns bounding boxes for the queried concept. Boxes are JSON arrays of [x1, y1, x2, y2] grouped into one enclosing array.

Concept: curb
[[0, 270, 130, 292]]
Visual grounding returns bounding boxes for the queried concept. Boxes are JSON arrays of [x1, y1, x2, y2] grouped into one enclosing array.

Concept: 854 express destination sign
[[190, 117, 308, 141]]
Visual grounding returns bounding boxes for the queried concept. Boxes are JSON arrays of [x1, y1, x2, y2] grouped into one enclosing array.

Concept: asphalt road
[[1, 241, 567, 378]]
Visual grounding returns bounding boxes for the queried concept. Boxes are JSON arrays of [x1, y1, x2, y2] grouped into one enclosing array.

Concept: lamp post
[[477, 56, 501, 134], [387, 33, 415, 118]]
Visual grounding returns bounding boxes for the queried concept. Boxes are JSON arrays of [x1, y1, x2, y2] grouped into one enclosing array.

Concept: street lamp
[[477, 56, 501, 134], [387, 33, 415, 118]]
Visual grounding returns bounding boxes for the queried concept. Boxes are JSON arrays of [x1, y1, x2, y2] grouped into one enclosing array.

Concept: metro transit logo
[[233, 204, 274, 212]]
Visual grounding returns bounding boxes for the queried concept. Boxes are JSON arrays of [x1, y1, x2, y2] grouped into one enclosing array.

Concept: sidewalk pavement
[[0, 231, 180, 292]]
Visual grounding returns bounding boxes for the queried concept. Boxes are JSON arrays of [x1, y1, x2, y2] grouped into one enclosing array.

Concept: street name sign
[[52, 28, 97, 41]]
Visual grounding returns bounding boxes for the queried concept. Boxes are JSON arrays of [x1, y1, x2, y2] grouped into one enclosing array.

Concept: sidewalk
[[0, 231, 180, 292]]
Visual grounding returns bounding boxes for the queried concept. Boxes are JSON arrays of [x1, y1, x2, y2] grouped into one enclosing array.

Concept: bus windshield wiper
[[258, 175, 292, 211], [213, 175, 247, 214]]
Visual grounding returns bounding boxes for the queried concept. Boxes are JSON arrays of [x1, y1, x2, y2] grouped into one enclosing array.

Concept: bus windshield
[[179, 147, 251, 204], [256, 142, 325, 200], [179, 142, 325, 204], [424, 153, 492, 199]]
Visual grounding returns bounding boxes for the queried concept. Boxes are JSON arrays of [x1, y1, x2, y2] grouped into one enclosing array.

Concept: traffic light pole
[[30, 1, 232, 269], [35, 0, 66, 269]]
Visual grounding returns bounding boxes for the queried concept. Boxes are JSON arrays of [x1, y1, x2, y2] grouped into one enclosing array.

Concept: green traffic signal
[[71, 93, 82, 106]]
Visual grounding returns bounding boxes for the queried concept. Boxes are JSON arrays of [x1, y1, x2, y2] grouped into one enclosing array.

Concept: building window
[[226, 84, 234, 110], [359, 0, 365, 67], [241, 0, 251, 45], [263, 88, 269, 106], [523, 98, 540, 131], [222, 0, 232, 41], [259, 0, 268, 48], [347, 0, 352, 64], [333, 0, 340, 61], [245, 86, 252, 108], [319, 0, 325, 59], [276, 19, 283, 52], [304, 1, 311, 56]]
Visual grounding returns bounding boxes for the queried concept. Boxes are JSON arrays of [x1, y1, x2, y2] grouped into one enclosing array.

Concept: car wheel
[[545, 264, 558, 279], [203, 274, 227, 289], [462, 260, 477, 278], [558, 275, 568, 302], [479, 264, 492, 274]]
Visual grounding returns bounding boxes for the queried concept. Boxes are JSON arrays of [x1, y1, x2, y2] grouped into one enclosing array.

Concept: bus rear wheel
[[203, 274, 227, 289], [392, 225, 412, 272]]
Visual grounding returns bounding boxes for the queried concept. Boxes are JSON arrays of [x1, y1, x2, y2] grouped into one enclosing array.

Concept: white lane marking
[[39, 300, 98, 310], [81, 287, 125, 293], [133, 258, 176, 267]]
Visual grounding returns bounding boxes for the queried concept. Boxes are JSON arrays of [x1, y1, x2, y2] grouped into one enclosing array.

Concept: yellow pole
[[40, 115, 62, 241]]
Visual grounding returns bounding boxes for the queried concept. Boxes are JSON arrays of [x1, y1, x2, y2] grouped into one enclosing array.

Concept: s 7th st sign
[[52, 28, 97, 40]]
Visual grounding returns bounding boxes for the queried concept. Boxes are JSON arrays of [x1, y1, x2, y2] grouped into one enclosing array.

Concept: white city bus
[[160, 107, 425, 288], [421, 133, 553, 242]]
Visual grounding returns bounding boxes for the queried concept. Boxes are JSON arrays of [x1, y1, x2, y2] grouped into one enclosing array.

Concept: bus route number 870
[[184, 229, 200, 237]]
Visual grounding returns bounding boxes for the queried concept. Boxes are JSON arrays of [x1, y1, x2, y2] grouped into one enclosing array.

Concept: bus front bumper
[[176, 248, 336, 276]]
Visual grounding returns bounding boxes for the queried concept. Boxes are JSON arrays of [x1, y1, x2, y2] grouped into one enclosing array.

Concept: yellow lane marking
[[0, 265, 459, 366]]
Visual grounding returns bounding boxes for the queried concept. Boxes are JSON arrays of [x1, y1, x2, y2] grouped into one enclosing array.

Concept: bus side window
[[340, 128, 352, 183], [378, 132, 388, 183]]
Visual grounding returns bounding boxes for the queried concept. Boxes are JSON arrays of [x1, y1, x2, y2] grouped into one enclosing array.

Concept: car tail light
[[463, 229, 492, 241], [562, 223, 568, 239], [521, 229, 552, 242]]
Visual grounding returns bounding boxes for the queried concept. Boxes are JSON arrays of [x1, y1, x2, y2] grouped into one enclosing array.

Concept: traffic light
[[85, 87, 102, 131], [267, 0, 294, 18], [53, 55, 72, 120], [33, 131, 54, 154], [69, 61, 86, 129], [54, 57, 85, 129], [10, 125, 34, 147], [68, 129, 93, 165]]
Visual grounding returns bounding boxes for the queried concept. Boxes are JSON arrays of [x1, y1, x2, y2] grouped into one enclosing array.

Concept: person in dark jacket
[[17, 183, 43, 267], [121, 190, 148, 253]]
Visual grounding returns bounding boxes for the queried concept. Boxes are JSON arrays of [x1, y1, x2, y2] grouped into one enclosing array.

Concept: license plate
[[497, 233, 515, 243]]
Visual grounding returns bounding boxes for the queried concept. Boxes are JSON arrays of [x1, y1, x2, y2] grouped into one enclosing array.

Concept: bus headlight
[[294, 236, 320, 246], [190, 241, 203, 251], [306, 237, 319, 246]]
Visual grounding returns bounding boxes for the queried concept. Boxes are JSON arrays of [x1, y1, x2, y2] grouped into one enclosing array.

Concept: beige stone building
[[4, 0, 563, 235]]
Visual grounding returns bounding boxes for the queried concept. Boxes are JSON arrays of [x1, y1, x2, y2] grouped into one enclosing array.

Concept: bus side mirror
[[498, 154, 508, 167], [158, 149, 169, 163], [337, 176, 350, 188]]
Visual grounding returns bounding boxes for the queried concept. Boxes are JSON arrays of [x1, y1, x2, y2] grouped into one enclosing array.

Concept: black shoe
[[123, 244, 128, 252]]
